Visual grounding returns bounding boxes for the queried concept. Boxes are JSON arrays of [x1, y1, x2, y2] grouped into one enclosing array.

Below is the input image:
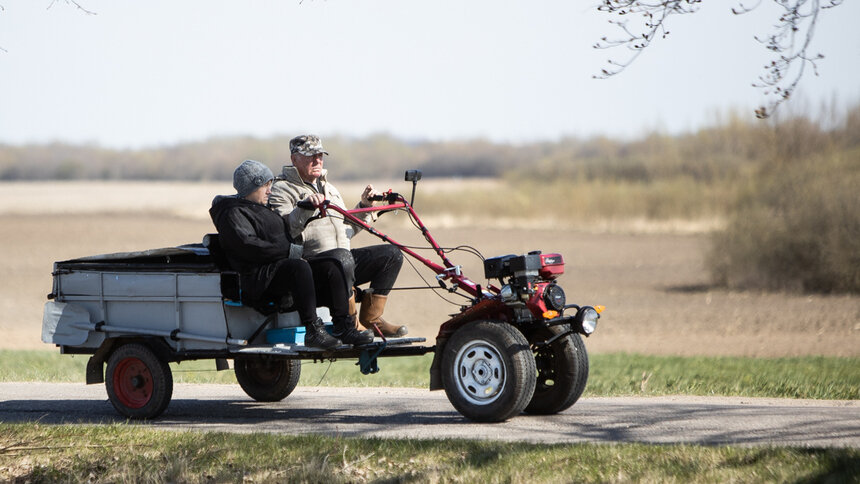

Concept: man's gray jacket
[[269, 166, 375, 257]]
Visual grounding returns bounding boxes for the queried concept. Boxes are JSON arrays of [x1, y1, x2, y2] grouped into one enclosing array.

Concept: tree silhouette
[[593, 0, 842, 118]]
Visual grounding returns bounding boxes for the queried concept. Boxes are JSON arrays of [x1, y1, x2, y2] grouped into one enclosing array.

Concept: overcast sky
[[1, 0, 858, 148]]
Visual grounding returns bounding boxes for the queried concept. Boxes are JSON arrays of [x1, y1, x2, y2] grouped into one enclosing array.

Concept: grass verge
[[2, 350, 858, 399], [1, 423, 858, 483]]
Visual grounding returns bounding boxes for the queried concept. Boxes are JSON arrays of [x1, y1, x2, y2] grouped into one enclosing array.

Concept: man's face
[[244, 180, 272, 205], [292, 152, 325, 183]]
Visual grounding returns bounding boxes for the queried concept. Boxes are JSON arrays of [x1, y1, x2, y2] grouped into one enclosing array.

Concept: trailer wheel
[[105, 343, 173, 419], [234, 358, 301, 402], [524, 326, 589, 415], [441, 320, 536, 422]]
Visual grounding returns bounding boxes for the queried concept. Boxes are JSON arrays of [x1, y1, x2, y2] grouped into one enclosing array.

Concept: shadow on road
[[2, 395, 858, 447]]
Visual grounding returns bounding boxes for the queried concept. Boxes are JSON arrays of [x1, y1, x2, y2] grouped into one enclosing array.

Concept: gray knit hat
[[233, 160, 274, 198]]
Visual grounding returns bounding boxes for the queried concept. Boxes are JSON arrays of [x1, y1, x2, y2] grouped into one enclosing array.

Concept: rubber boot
[[348, 291, 360, 330], [332, 315, 373, 345], [304, 318, 340, 349], [349, 291, 375, 337], [359, 293, 408, 337]]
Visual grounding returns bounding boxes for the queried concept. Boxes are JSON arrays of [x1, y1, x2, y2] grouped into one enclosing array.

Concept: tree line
[[2, 104, 858, 184]]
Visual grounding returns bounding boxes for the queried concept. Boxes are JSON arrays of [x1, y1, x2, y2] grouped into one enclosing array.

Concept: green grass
[[2, 351, 857, 482], [587, 354, 860, 400], [1, 423, 857, 483], [3, 350, 858, 399]]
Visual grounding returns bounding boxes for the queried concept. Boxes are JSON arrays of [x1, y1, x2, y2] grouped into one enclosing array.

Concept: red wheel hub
[[113, 357, 153, 408]]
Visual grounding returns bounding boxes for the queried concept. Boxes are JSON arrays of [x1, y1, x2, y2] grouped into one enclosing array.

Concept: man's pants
[[312, 245, 403, 297]]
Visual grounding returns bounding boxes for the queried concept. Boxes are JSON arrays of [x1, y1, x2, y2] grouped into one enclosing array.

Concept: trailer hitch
[[357, 341, 387, 374]]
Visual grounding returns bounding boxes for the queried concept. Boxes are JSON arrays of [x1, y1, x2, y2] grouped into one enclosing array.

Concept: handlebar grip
[[369, 192, 399, 203], [297, 200, 328, 210]]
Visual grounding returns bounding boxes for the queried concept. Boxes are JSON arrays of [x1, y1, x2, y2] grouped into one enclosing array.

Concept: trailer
[[43, 241, 429, 419]]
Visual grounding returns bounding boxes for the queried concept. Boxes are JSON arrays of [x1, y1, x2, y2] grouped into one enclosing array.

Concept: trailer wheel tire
[[524, 326, 589, 415], [234, 358, 301, 402], [441, 320, 536, 422], [105, 343, 173, 419]]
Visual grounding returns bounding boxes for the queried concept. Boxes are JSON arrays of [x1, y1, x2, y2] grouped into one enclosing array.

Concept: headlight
[[574, 306, 599, 335], [543, 283, 566, 311]]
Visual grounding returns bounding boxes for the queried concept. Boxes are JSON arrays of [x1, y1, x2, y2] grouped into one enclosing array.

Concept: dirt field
[[1, 182, 857, 356]]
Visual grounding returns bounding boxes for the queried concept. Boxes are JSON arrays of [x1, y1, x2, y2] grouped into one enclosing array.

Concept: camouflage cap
[[289, 135, 329, 156]]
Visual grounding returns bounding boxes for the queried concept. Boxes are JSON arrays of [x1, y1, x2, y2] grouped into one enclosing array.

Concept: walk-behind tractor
[[42, 170, 602, 422]]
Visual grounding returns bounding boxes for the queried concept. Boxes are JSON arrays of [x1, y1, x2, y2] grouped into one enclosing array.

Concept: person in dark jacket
[[209, 159, 372, 348]]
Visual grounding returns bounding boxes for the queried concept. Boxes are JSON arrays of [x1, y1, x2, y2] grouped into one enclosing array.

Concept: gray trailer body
[[41, 244, 425, 359]]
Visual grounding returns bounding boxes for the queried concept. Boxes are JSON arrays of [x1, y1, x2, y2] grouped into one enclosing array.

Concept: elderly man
[[210, 159, 372, 348], [269, 135, 407, 337]]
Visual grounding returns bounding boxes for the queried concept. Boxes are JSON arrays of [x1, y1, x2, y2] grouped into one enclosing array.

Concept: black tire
[[441, 320, 536, 422], [105, 343, 173, 419], [234, 358, 301, 402], [524, 326, 589, 415]]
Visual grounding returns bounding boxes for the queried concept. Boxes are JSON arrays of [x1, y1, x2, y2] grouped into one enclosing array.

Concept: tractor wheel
[[441, 320, 536, 422], [524, 325, 589, 415], [105, 343, 173, 419], [234, 358, 301, 402]]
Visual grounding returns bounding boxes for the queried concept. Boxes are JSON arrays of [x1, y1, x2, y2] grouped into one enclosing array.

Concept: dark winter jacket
[[209, 195, 299, 303]]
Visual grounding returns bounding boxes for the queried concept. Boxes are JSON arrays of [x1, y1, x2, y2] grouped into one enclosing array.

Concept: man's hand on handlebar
[[360, 184, 382, 208], [298, 193, 326, 210]]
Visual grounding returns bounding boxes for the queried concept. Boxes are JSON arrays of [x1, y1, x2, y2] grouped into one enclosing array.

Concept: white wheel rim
[[453, 339, 506, 406]]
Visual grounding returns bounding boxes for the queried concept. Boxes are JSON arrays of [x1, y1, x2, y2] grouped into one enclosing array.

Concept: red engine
[[537, 253, 564, 279], [483, 251, 567, 321]]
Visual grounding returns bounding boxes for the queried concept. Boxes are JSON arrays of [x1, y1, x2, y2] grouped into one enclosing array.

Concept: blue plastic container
[[266, 327, 306, 344], [265, 323, 334, 345]]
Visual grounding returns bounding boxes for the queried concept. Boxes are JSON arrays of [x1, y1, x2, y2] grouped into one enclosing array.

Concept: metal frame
[[325, 194, 501, 299]]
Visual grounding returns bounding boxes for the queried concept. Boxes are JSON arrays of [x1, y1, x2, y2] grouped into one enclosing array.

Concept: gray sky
[[1, 0, 858, 148]]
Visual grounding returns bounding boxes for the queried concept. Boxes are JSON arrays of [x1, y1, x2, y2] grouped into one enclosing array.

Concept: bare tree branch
[[0, 3, 6, 53], [593, 1, 703, 77], [1, 1, 95, 53], [594, 0, 842, 118], [750, 0, 842, 118], [47, 0, 96, 16]]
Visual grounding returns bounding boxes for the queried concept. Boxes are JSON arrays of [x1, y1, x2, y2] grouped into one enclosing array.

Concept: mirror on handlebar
[[405, 169, 422, 206], [405, 170, 422, 182]]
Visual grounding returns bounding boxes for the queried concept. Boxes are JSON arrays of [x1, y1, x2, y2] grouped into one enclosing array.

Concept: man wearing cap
[[209, 159, 372, 348], [269, 135, 408, 337]]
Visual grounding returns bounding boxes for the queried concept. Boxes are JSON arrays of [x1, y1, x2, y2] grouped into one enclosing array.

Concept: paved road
[[1, 383, 857, 447]]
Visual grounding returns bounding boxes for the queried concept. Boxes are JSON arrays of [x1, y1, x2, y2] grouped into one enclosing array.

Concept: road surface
[[1, 383, 857, 447]]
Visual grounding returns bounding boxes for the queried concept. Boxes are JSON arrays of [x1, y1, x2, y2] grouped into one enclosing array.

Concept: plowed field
[[2, 182, 857, 355]]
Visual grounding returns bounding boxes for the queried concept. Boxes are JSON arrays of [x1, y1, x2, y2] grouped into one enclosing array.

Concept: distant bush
[[412, 176, 732, 221], [709, 119, 860, 293]]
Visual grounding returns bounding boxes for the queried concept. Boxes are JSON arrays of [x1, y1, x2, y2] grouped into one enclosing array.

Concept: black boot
[[304, 318, 340, 349], [332, 315, 373, 345]]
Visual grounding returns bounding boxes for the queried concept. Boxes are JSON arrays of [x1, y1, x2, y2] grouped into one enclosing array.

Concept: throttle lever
[[369, 189, 398, 203]]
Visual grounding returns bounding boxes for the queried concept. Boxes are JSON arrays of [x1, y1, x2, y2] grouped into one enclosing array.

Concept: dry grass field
[[1, 181, 857, 356]]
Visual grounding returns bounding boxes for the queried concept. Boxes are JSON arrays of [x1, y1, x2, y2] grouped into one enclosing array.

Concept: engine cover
[[538, 253, 564, 279], [483, 251, 564, 281]]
